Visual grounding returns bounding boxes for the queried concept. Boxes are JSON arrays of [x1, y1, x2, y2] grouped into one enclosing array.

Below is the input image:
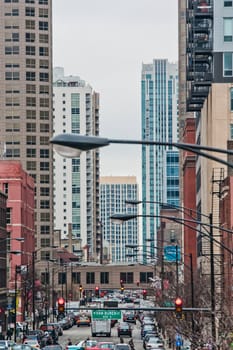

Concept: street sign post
[[92, 309, 122, 320]]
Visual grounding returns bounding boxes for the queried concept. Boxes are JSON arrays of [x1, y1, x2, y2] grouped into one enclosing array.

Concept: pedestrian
[[120, 337, 124, 344], [67, 338, 72, 346], [128, 338, 134, 350], [6, 329, 12, 340]]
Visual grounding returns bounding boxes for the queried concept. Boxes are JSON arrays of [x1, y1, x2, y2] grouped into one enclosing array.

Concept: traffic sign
[[92, 309, 121, 320]]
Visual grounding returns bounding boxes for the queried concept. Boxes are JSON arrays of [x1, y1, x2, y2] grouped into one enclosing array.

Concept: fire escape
[[186, 0, 213, 112]]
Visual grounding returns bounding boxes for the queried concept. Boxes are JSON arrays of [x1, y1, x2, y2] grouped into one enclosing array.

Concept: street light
[[50, 133, 233, 167]]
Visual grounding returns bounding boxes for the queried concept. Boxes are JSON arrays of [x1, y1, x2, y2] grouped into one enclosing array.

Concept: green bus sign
[[92, 309, 122, 320]]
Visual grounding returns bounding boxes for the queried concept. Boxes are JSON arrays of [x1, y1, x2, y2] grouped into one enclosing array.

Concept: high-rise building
[[53, 67, 100, 261], [141, 59, 179, 258], [0, 1, 53, 266], [180, 0, 233, 338], [100, 176, 139, 263]]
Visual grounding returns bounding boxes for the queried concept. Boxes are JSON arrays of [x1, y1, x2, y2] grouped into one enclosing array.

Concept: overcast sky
[[53, 0, 178, 180]]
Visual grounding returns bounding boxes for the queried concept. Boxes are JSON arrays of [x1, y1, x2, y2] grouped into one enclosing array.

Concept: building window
[[224, 18, 233, 42], [26, 135, 36, 144], [40, 98, 49, 107], [27, 148, 36, 157], [26, 110, 36, 119], [231, 88, 233, 111], [40, 162, 49, 171], [40, 123, 49, 132], [26, 58, 35, 68], [39, 47, 48, 56], [58, 272, 66, 285], [26, 46, 36, 55], [39, 34, 48, 43], [223, 52, 233, 76], [5, 9, 19, 16], [26, 97, 36, 107], [41, 225, 50, 234], [39, 0, 48, 3], [6, 208, 11, 224], [26, 161, 36, 170], [230, 124, 233, 139], [40, 174, 49, 184], [40, 149, 49, 158], [39, 21, 48, 31], [5, 46, 19, 54], [86, 272, 95, 284], [5, 72, 19, 80], [5, 32, 19, 42], [40, 187, 49, 196], [26, 84, 36, 94], [40, 72, 49, 81], [140, 272, 153, 283], [25, 32, 35, 42], [25, 20, 35, 30], [39, 59, 49, 69], [26, 71, 36, 81], [40, 136, 49, 144], [40, 200, 49, 209], [100, 272, 109, 284], [72, 272, 80, 284], [41, 272, 49, 284], [120, 272, 134, 284], [40, 85, 49, 94], [224, 1, 233, 6], [26, 123, 36, 132], [25, 7, 35, 16], [41, 251, 50, 261], [39, 8, 48, 18], [41, 212, 50, 221]]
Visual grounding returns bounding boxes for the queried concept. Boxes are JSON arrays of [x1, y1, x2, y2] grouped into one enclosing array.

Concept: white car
[[145, 337, 164, 350]]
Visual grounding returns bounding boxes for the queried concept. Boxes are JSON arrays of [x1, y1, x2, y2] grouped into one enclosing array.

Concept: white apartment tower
[[100, 176, 139, 263], [53, 67, 100, 261]]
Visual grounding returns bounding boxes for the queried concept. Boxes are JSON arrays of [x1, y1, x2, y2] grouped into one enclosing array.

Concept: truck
[[91, 319, 111, 337]]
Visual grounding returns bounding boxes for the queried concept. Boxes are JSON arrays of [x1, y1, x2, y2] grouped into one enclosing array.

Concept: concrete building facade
[[53, 67, 100, 261], [100, 176, 139, 263], [0, 0, 53, 264]]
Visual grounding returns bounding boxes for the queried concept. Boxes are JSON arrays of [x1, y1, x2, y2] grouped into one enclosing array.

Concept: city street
[[57, 320, 158, 350]]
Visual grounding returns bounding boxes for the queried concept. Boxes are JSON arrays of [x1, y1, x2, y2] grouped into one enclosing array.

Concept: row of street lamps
[[50, 133, 233, 345]]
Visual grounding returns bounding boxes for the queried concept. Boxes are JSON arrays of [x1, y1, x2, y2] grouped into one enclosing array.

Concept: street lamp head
[[50, 134, 110, 157], [110, 213, 138, 224], [125, 199, 142, 206]]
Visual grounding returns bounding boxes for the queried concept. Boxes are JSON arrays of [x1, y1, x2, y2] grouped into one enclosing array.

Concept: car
[[12, 346, 32, 350], [66, 346, 82, 350], [144, 337, 164, 350], [23, 339, 40, 349], [28, 330, 45, 342], [84, 340, 98, 350], [143, 334, 160, 348], [41, 346, 63, 350], [123, 312, 136, 324], [117, 322, 132, 337], [141, 325, 157, 339], [76, 316, 91, 327], [92, 342, 114, 350], [114, 344, 131, 350], [0, 341, 9, 350]]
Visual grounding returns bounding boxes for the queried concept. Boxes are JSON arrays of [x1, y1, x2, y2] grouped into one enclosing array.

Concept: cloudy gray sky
[[53, 0, 178, 179]]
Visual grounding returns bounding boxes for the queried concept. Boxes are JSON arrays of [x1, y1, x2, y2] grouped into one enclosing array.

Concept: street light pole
[[32, 252, 35, 330]]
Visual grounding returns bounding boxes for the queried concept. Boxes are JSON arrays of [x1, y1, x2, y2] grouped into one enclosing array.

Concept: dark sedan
[[117, 322, 132, 337]]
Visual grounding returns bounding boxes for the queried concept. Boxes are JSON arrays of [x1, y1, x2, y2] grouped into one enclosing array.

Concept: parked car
[[117, 322, 132, 337], [84, 340, 98, 350], [144, 337, 164, 350], [41, 346, 63, 350], [0, 341, 9, 350], [141, 325, 157, 339]]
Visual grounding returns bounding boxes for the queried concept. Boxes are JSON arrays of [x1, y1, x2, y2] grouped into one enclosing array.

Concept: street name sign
[[92, 309, 121, 320]]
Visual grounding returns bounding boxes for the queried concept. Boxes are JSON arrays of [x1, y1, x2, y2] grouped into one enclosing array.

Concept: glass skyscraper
[[141, 59, 179, 258]]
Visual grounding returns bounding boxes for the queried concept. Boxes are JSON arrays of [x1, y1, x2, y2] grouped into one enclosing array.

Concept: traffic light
[[79, 285, 83, 295], [57, 297, 65, 314], [95, 286, 100, 297], [120, 280, 124, 293], [142, 289, 147, 299], [175, 297, 183, 319]]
